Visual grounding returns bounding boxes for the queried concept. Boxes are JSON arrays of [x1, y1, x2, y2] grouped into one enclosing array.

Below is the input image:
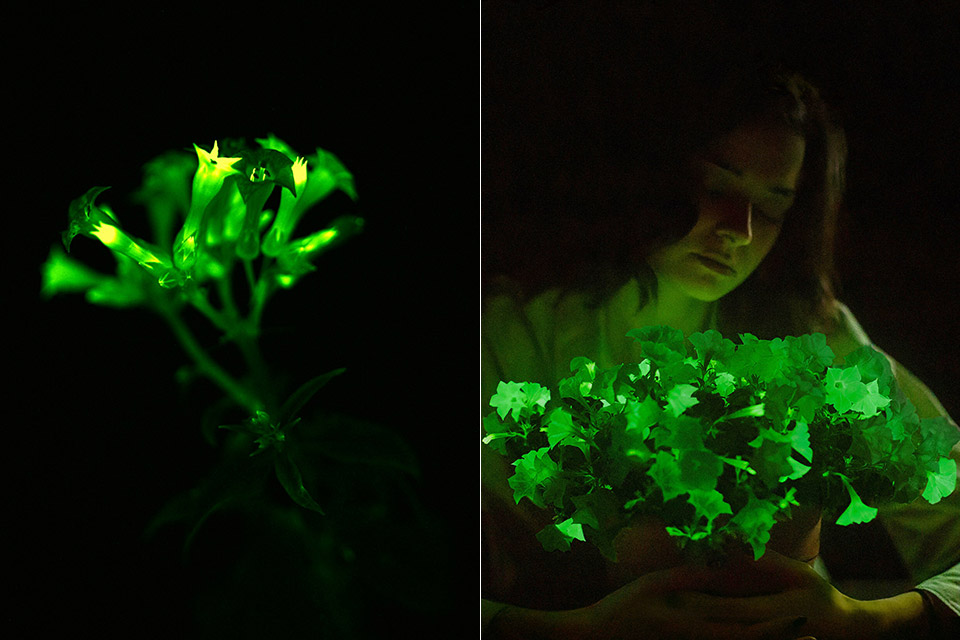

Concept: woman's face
[[647, 119, 806, 302]]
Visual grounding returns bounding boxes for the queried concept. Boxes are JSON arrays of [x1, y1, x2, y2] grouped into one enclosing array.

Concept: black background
[[8, 3, 474, 637], [6, 1, 960, 637]]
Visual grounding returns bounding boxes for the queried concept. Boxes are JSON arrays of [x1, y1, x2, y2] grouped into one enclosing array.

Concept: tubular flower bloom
[[45, 136, 364, 308], [42, 246, 147, 307], [132, 150, 196, 249], [261, 148, 356, 257], [41, 245, 110, 297], [62, 186, 177, 287], [275, 215, 364, 286], [262, 156, 309, 257], [174, 141, 242, 271]]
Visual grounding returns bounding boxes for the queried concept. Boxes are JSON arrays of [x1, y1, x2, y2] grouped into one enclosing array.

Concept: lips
[[692, 253, 736, 276]]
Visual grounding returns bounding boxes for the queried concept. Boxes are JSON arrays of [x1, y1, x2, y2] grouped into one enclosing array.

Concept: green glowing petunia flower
[[173, 141, 243, 271], [44, 237, 163, 307], [274, 215, 364, 286], [261, 148, 357, 257], [261, 156, 309, 257], [62, 186, 177, 287]]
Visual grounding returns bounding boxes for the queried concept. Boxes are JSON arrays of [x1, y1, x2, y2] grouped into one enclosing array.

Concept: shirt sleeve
[[916, 563, 960, 617], [829, 301, 960, 599]]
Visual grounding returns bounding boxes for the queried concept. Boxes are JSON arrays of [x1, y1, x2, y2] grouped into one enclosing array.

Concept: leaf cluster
[[483, 327, 959, 560]]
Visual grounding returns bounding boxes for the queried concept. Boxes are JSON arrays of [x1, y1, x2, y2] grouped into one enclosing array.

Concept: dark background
[[8, 4, 474, 637], [5, 0, 960, 637]]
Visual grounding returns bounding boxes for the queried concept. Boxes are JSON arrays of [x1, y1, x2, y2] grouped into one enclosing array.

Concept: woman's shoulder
[[822, 299, 872, 364], [481, 277, 600, 397], [482, 277, 597, 340]]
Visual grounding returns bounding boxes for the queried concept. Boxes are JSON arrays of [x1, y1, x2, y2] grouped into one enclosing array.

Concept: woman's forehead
[[706, 120, 806, 187]]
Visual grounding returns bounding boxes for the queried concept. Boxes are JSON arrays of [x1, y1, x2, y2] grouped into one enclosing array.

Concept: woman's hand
[[652, 549, 929, 640], [489, 550, 929, 639], [579, 557, 822, 640]]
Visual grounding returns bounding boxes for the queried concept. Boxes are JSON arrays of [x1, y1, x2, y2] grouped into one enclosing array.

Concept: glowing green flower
[[274, 215, 364, 286], [62, 186, 177, 287], [42, 243, 152, 307], [173, 141, 242, 270], [824, 366, 863, 413], [835, 473, 879, 525], [254, 133, 298, 160], [261, 148, 356, 257], [132, 150, 195, 249], [261, 156, 308, 257]]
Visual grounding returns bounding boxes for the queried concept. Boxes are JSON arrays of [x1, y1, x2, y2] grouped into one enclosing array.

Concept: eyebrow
[[709, 160, 796, 199]]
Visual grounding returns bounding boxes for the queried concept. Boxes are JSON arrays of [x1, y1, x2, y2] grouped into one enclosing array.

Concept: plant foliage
[[483, 327, 959, 560]]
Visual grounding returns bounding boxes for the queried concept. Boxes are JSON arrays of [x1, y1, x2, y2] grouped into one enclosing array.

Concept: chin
[[670, 271, 742, 303], [682, 286, 730, 303]]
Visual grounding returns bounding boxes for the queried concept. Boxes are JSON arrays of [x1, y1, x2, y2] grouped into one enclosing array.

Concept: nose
[[711, 195, 753, 245]]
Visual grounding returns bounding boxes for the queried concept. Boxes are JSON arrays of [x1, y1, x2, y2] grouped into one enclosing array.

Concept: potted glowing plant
[[482, 325, 958, 573]]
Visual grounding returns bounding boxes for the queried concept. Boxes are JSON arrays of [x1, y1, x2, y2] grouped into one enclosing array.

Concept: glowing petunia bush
[[483, 326, 959, 562], [43, 136, 361, 418], [41, 136, 440, 635]]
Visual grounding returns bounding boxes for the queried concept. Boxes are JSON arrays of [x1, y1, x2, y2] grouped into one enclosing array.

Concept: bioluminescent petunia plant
[[483, 326, 960, 562], [42, 135, 363, 514]]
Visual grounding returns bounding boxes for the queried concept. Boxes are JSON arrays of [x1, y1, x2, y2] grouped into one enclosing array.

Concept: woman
[[481, 4, 959, 638]]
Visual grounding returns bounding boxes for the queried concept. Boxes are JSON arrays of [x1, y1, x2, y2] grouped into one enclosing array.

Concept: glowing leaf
[[277, 368, 345, 426], [536, 518, 585, 552], [274, 452, 325, 514]]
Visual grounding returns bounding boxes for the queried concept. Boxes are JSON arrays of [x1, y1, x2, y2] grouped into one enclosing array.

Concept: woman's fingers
[[668, 591, 796, 622], [744, 614, 812, 639]]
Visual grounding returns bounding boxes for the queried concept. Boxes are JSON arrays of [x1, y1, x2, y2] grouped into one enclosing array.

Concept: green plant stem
[[237, 333, 275, 411], [187, 286, 232, 334], [248, 259, 273, 332], [243, 259, 257, 301], [216, 270, 241, 324], [218, 261, 275, 410], [161, 307, 261, 413]]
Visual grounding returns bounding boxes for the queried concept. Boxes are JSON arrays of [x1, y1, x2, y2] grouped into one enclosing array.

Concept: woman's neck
[[602, 278, 713, 366], [641, 282, 714, 336]]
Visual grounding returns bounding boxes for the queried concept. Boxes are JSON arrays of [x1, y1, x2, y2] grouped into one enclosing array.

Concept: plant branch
[[161, 307, 262, 413]]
